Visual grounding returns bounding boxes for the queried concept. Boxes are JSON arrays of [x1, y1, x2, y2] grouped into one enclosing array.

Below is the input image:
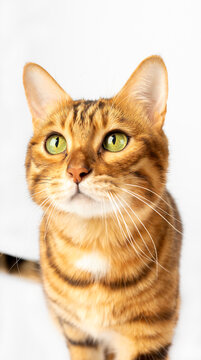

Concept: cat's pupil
[[55, 137, 59, 147], [111, 135, 116, 145]]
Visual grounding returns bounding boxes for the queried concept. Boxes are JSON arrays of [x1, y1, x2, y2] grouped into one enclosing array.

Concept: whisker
[[113, 193, 158, 273], [114, 193, 156, 260], [104, 194, 124, 243], [31, 189, 48, 196], [44, 200, 57, 241], [107, 192, 139, 254], [109, 193, 144, 259], [103, 199, 109, 246], [116, 194, 169, 274], [131, 192, 182, 224], [109, 193, 153, 269], [41, 199, 55, 224], [107, 192, 128, 241], [38, 197, 51, 208], [121, 188, 182, 235], [8, 257, 22, 274], [125, 183, 173, 210], [16, 258, 22, 277]]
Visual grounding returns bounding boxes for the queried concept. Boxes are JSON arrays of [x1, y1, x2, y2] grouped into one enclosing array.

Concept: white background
[[0, 0, 201, 359]]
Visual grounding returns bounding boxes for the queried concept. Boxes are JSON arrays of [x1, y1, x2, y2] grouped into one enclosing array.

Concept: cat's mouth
[[70, 185, 94, 202], [56, 182, 113, 218]]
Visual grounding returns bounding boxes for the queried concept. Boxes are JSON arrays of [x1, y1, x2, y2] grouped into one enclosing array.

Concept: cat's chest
[[42, 234, 136, 330], [42, 244, 115, 323], [74, 251, 110, 279], [49, 285, 117, 336], [48, 278, 117, 331]]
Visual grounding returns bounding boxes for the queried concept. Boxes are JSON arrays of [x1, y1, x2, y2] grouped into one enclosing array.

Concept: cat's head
[[24, 56, 168, 219]]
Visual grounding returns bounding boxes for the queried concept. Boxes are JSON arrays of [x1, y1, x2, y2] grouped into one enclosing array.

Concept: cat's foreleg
[[67, 341, 104, 360], [102, 326, 170, 360], [61, 320, 105, 360]]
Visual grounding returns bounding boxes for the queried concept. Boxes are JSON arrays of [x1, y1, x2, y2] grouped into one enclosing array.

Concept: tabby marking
[[22, 56, 182, 360]]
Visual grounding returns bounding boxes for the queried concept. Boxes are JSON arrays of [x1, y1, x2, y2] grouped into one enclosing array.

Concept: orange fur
[[23, 56, 182, 360]]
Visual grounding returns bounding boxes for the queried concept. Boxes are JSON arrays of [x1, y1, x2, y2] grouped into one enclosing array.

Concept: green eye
[[46, 134, 67, 154], [103, 132, 128, 152]]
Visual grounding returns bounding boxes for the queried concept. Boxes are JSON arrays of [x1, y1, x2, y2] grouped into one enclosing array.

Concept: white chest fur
[[75, 252, 110, 279]]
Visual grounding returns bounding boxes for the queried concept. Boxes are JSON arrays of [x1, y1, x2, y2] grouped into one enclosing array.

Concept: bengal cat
[[2, 56, 183, 360]]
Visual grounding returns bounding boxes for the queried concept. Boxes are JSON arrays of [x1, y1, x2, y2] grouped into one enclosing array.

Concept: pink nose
[[67, 167, 90, 184]]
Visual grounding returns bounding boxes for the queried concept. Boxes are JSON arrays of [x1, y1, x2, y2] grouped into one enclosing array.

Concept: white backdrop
[[0, 0, 201, 359]]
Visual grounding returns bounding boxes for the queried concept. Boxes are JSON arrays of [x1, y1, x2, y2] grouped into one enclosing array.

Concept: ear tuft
[[113, 56, 168, 128], [23, 63, 72, 123]]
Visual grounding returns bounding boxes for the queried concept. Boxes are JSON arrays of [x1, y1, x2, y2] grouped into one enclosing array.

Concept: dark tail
[[0, 253, 40, 281]]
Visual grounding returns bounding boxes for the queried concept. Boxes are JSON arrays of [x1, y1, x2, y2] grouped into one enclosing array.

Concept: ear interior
[[23, 63, 72, 122], [113, 56, 168, 127]]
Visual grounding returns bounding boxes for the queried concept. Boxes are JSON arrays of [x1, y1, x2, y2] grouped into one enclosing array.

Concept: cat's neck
[[43, 199, 167, 260]]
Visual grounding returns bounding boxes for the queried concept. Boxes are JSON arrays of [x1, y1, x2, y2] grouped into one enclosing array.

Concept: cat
[[2, 55, 182, 360]]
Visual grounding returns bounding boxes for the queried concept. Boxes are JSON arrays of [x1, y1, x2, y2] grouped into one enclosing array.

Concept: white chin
[[57, 193, 113, 218]]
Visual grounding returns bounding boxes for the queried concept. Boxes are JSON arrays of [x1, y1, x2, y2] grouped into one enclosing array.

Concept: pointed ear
[[113, 56, 168, 128], [23, 63, 72, 127]]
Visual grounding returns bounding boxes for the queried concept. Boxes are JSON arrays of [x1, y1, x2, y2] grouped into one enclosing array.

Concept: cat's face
[[24, 57, 168, 219]]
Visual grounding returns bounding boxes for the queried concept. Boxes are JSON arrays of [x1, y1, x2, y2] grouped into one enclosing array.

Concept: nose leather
[[67, 167, 90, 184]]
